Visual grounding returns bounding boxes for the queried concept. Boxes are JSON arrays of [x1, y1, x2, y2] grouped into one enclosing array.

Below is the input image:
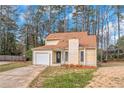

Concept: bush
[[97, 54, 101, 61], [25, 49, 32, 61]]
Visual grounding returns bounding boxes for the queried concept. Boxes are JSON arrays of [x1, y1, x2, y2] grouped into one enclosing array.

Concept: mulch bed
[[61, 64, 97, 69]]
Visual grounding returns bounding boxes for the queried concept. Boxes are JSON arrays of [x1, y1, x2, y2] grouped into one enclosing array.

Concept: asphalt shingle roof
[[33, 32, 97, 50]]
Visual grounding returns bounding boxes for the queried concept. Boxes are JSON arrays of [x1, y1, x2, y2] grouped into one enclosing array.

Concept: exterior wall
[[85, 48, 97, 66], [52, 51, 56, 64], [33, 50, 53, 65], [68, 39, 79, 65], [33, 48, 97, 66], [46, 40, 59, 45]]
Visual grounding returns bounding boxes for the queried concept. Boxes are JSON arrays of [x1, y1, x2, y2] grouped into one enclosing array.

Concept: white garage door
[[36, 53, 49, 65]]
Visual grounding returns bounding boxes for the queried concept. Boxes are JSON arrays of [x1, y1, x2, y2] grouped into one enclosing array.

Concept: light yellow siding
[[52, 51, 56, 64], [85, 48, 96, 66], [46, 40, 59, 45]]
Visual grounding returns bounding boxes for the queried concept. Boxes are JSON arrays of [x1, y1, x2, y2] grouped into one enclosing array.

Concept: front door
[[56, 51, 61, 63]]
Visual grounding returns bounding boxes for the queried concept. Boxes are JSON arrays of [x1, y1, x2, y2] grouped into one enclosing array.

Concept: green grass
[[29, 66, 96, 88], [0, 62, 32, 72]]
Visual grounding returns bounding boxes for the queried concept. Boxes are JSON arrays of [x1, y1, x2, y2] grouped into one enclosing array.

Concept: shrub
[[97, 54, 101, 61], [25, 49, 32, 61]]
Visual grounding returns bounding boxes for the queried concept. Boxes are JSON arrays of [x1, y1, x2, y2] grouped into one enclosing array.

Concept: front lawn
[[0, 61, 32, 72], [29, 66, 96, 88]]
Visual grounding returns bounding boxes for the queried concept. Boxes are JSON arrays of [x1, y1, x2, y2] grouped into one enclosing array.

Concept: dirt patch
[[86, 62, 124, 88], [98, 61, 124, 67]]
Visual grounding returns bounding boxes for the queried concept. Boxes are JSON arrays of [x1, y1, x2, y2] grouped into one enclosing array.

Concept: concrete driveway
[[86, 62, 124, 88], [0, 65, 47, 88]]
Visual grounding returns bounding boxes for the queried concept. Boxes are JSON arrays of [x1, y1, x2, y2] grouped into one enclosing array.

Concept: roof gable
[[33, 32, 97, 50], [46, 31, 96, 47]]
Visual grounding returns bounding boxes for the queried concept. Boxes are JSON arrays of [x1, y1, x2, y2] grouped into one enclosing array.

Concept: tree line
[[0, 5, 124, 61]]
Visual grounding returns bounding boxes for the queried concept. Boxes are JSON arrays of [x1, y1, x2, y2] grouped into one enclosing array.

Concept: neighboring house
[[32, 32, 97, 66]]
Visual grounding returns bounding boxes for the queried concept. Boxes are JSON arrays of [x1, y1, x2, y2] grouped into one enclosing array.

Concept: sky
[[16, 6, 72, 27], [11, 5, 124, 45], [16, 6, 28, 26]]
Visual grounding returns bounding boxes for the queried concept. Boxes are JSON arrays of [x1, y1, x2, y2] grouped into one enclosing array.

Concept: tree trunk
[[117, 6, 120, 59]]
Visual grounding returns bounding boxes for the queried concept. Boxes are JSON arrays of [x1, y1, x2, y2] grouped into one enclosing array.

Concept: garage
[[35, 53, 49, 65], [33, 50, 52, 65]]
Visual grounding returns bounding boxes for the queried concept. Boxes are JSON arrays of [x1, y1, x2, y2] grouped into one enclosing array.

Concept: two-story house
[[32, 31, 97, 66]]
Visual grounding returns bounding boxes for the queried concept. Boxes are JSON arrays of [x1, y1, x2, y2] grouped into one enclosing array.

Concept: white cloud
[[65, 13, 72, 20], [17, 13, 26, 25]]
